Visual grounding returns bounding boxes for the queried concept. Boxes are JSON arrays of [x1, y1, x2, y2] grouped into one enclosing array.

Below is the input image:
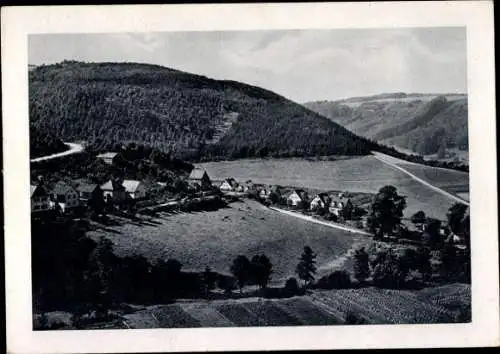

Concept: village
[[30, 149, 465, 248]]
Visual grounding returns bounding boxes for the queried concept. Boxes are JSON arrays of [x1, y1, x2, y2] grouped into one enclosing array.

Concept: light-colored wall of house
[[220, 181, 233, 191], [310, 197, 325, 209], [288, 193, 302, 206]]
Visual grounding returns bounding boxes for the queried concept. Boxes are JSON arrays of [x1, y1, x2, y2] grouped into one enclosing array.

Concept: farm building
[[101, 179, 127, 204], [74, 181, 104, 206], [329, 193, 352, 217], [286, 189, 308, 207], [219, 178, 239, 192], [30, 184, 51, 213], [310, 193, 331, 211], [188, 168, 212, 190], [50, 181, 80, 212], [122, 179, 147, 199], [97, 152, 119, 165]]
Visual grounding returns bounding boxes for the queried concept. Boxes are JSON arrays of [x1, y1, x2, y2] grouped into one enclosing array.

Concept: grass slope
[[29, 61, 374, 160], [199, 156, 468, 219], [87, 200, 368, 281]]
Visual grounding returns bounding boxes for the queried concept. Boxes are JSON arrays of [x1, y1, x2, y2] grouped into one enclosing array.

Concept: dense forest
[[29, 61, 376, 161], [30, 125, 69, 158], [31, 143, 194, 188], [304, 94, 468, 158]]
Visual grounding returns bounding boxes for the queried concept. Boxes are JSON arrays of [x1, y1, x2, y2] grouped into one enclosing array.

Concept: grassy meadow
[[199, 156, 467, 219], [87, 200, 369, 281]]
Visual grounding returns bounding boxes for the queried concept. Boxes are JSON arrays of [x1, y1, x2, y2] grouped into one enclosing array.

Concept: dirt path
[[30, 142, 84, 162], [268, 206, 372, 236], [371, 151, 469, 206]]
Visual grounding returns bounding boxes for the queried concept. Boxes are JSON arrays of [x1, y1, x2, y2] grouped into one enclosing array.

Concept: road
[[30, 142, 84, 163], [268, 206, 372, 236], [371, 151, 470, 206]]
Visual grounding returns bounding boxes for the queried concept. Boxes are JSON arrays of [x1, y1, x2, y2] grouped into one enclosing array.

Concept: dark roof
[[76, 183, 99, 193], [52, 181, 76, 195]]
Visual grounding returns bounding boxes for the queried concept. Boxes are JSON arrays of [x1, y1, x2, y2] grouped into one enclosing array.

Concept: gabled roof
[[101, 180, 125, 191], [75, 182, 99, 194], [97, 152, 118, 159], [189, 168, 208, 180], [122, 180, 142, 193], [52, 181, 76, 195], [314, 192, 330, 203], [288, 189, 307, 200], [30, 185, 37, 197], [222, 178, 238, 188]]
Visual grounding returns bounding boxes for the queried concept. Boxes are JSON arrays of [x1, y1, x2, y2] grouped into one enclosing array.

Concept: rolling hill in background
[[29, 61, 377, 161], [303, 93, 468, 163]]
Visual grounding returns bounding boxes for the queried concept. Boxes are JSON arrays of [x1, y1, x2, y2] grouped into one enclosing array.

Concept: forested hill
[[30, 125, 69, 158], [29, 61, 376, 161], [304, 93, 468, 161]]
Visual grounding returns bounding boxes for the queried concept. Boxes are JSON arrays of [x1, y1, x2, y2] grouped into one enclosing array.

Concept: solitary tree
[[353, 247, 370, 284], [250, 254, 273, 290], [202, 266, 217, 297], [230, 255, 251, 293], [296, 246, 317, 288], [368, 186, 406, 239]]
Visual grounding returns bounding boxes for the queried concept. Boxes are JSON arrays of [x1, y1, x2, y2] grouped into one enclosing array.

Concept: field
[[199, 156, 467, 219], [87, 200, 369, 281], [121, 283, 470, 328], [394, 163, 469, 201]]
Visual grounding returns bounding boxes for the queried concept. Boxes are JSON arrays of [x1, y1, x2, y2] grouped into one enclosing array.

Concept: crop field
[[87, 200, 368, 281], [122, 284, 471, 328], [199, 156, 461, 219]]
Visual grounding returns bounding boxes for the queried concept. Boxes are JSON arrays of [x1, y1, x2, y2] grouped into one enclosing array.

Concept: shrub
[[371, 249, 408, 288], [344, 312, 367, 324], [315, 270, 352, 289], [353, 247, 370, 283], [284, 277, 300, 295]]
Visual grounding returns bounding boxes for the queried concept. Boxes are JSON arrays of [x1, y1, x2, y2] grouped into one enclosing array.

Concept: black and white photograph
[[3, 2, 498, 352]]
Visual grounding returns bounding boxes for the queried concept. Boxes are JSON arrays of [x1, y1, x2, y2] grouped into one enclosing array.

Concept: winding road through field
[[371, 151, 469, 206], [30, 142, 84, 163]]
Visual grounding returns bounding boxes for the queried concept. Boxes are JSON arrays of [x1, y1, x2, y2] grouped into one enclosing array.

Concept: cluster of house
[[203, 169, 353, 217], [30, 178, 148, 214]]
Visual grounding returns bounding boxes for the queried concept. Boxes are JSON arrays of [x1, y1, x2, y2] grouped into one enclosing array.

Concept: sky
[[28, 27, 467, 102]]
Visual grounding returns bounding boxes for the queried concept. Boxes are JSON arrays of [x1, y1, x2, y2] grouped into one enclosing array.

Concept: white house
[[30, 184, 51, 213], [286, 189, 308, 207], [219, 178, 239, 192], [122, 179, 147, 199], [101, 180, 127, 204], [329, 193, 352, 217], [310, 193, 330, 211], [97, 152, 119, 165], [50, 181, 80, 212]]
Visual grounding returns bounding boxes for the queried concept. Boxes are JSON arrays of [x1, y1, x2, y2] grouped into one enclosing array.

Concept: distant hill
[[304, 93, 468, 162], [29, 61, 376, 161]]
